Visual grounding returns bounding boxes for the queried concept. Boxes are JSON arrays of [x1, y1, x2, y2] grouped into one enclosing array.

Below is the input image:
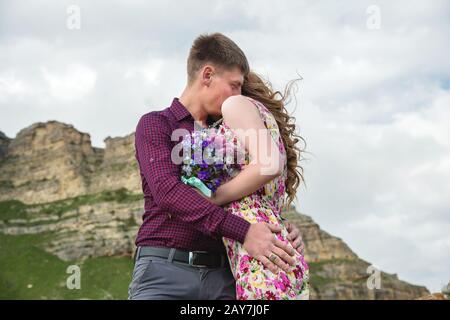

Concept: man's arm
[[135, 112, 250, 243]]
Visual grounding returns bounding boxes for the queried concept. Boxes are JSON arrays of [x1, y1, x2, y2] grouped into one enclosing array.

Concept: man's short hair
[[187, 32, 250, 84]]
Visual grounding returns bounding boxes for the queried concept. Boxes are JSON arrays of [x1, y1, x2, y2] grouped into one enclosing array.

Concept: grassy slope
[[0, 189, 141, 300], [0, 232, 134, 299]]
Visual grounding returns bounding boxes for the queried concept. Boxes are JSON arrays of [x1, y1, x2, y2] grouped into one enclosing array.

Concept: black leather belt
[[135, 246, 227, 268]]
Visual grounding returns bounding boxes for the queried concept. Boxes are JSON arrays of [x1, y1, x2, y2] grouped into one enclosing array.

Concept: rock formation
[[0, 121, 141, 204]]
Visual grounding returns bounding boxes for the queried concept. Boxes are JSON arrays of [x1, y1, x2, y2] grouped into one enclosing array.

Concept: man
[[128, 32, 305, 300]]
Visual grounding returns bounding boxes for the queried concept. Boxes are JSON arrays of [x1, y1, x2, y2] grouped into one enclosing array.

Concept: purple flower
[[197, 170, 210, 180], [180, 125, 243, 196], [200, 163, 209, 169]]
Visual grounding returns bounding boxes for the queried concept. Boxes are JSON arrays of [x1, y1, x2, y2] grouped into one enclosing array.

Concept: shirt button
[[167, 213, 172, 219]]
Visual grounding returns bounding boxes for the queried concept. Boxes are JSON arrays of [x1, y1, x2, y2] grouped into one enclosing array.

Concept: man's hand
[[285, 220, 305, 255], [243, 222, 297, 274]]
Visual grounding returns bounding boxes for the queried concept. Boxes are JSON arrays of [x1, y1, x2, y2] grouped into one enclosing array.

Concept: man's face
[[202, 66, 244, 117]]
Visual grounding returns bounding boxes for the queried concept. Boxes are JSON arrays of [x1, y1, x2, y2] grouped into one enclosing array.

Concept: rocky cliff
[[0, 131, 11, 160], [0, 121, 141, 204], [0, 121, 431, 299], [282, 209, 430, 300]]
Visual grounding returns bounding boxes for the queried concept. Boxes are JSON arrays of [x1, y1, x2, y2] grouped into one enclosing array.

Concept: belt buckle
[[189, 251, 208, 268]]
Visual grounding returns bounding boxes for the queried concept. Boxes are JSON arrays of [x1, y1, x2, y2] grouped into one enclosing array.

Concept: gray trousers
[[128, 252, 236, 300]]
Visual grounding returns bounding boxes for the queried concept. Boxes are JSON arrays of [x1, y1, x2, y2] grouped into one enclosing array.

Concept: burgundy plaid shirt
[[134, 98, 251, 253]]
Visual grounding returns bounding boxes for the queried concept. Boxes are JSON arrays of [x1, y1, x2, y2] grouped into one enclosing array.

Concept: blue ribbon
[[181, 176, 212, 198]]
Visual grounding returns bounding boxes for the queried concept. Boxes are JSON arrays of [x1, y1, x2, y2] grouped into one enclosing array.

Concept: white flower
[[182, 165, 192, 175]]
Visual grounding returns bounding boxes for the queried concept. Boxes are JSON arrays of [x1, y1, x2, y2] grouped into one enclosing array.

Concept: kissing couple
[[128, 32, 309, 300]]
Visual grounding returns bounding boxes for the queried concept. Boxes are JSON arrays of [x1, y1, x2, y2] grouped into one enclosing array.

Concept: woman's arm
[[211, 95, 285, 206]]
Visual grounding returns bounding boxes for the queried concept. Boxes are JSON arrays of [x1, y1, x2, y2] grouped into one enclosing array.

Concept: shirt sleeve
[[135, 112, 251, 243]]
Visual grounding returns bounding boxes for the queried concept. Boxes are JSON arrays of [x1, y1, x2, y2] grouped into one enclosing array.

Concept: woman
[[197, 71, 309, 300]]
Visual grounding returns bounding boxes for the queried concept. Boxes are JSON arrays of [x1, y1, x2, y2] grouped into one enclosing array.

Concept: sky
[[1, 0, 449, 293]]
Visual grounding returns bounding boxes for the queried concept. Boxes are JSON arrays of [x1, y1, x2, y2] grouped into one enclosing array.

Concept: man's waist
[[134, 246, 228, 268], [135, 237, 226, 254], [136, 217, 227, 253]]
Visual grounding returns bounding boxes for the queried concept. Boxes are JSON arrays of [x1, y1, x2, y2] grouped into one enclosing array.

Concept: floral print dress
[[218, 96, 310, 300]]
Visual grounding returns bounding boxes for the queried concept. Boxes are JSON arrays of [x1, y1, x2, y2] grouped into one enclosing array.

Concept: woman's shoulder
[[221, 95, 269, 118], [222, 94, 253, 109], [221, 95, 260, 120]]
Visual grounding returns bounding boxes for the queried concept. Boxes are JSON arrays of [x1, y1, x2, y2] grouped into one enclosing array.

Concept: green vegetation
[[309, 274, 336, 287], [307, 258, 359, 287], [0, 232, 133, 299], [307, 258, 354, 271], [98, 188, 142, 203], [0, 188, 142, 221], [39, 188, 141, 218], [0, 180, 14, 189], [122, 216, 138, 230], [0, 200, 28, 220], [0, 189, 141, 299], [308, 260, 336, 287]]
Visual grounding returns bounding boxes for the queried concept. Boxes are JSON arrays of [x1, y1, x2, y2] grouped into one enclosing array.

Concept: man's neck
[[179, 87, 209, 127]]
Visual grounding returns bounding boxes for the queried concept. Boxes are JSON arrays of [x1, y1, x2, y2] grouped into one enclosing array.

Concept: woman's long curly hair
[[241, 71, 307, 211]]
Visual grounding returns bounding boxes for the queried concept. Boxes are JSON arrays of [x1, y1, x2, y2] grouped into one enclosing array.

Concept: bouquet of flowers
[[180, 122, 247, 197]]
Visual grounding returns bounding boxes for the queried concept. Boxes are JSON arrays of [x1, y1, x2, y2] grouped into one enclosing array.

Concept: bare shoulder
[[221, 95, 259, 118], [221, 95, 266, 131]]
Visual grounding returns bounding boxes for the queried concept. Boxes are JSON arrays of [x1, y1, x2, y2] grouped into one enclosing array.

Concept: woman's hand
[[285, 221, 305, 255]]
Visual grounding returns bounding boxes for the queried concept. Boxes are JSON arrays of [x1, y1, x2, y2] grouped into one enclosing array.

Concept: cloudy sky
[[1, 0, 449, 293]]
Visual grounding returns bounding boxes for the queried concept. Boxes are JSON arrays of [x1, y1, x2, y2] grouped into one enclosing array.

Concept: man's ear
[[201, 65, 214, 86]]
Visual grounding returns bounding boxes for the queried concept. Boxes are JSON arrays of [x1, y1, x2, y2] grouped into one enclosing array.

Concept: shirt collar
[[170, 98, 193, 122], [169, 97, 220, 127]]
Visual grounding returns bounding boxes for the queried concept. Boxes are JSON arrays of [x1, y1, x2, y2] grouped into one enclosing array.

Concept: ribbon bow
[[181, 176, 212, 198]]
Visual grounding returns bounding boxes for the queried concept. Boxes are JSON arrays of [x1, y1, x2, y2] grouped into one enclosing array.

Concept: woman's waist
[[227, 195, 282, 213]]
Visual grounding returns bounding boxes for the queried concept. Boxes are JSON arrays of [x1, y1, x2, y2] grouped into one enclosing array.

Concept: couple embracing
[[128, 32, 309, 300]]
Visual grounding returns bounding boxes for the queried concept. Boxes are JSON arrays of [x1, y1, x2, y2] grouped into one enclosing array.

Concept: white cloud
[[41, 63, 96, 101], [124, 58, 164, 86], [297, 87, 450, 293], [0, 72, 27, 102]]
